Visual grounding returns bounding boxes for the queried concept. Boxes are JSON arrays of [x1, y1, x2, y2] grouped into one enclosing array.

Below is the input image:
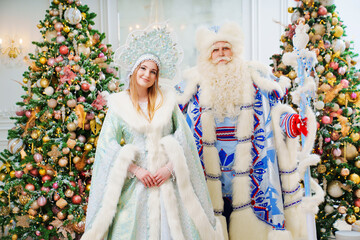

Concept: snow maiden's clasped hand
[[128, 163, 173, 187]]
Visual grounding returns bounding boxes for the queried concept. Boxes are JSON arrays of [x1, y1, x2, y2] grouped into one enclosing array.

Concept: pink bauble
[[75, 146, 81, 151], [25, 110, 32, 118], [78, 135, 86, 143], [30, 169, 39, 176], [338, 67, 347, 75], [14, 171, 23, 178], [63, 89, 70, 95], [70, 181, 76, 187], [67, 99, 77, 108], [330, 112, 338, 117], [76, 23, 82, 29], [56, 35, 66, 43], [333, 148, 342, 157], [26, 163, 33, 171], [34, 154, 43, 163], [55, 66, 62, 72], [72, 195, 82, 204], [41, 186, 50, 193], [52, 182, 59, 189], [351, 92, 357, 99], [329, 62, 339, 70], [340, 168, 350, 176], [81, 82, 90, 91], [318, 6, 328, 15], [322, 116, 331, 124], [47, 58, 55, 66], [317, 122, 320, 129], [74, 55, 81, 62], [106, 67, 113, 74], [84, 123, 90, 130], [86, 112, 95, 120], [99, 44, 107, 52], [337, 109, 343, 115], [54, 22, 63, 32], [318, 149, 323, 155], [324, 40, 331, 49], [25, 184, 35, 191], [55, 56, 63, 63], [48, 99, 58, 109], [325, 137, 331, 143], [88, 25, 92, 30], [98, 52, 105, 58], [59, 45, 69, 55], [42, 175, 52, 182], [341, 79, 349, 88], [54, 110, 61, 120], [79, 68, 86, 75], [47, 225, 54, 230], [77, 96, 86, 102], [15, 109, 25, 116], [355, 198, 360, 207], [35, 230, 41, 236]]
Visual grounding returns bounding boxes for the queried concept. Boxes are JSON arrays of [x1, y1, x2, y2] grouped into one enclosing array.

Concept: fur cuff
[[82, 144, 139, 240], [177, 67, 201, 105]]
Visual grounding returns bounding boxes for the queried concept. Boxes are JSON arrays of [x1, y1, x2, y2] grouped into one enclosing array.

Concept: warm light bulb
[[135, 24, 140, 29], [19, 38, 23, 45]]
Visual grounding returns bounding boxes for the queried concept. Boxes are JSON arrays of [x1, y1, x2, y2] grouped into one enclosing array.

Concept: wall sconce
[[0, 37, 24, 66], [0, 38, 23, 59]]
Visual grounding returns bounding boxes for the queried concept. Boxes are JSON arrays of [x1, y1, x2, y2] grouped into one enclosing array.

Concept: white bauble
[[45, 30, 57, 43], [64, 8, 82, 25], [316, 65, 325, 74], [335, 159, 342, 165], [325, 204, 334, 214], [324, 54, 331, 63], [89, 85, 96, 92], [44, 87, 54, 96], [332, 39, 346, 53], [327, 180, 344, 198], [314, 101, 325, 110], [291, 11, 301, 24], [8, 138, 24, 154], [333, 124, 342, 131], [331, 103, 340, 111]]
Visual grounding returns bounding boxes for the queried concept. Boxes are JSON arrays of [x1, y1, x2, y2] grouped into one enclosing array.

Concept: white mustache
[[212, 56, 232, 64]]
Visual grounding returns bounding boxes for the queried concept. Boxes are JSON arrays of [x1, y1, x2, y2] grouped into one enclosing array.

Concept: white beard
[[198, 57, 254, 120]]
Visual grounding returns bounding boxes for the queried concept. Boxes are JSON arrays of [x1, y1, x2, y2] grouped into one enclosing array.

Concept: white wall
[[0, 0, 359, 150]]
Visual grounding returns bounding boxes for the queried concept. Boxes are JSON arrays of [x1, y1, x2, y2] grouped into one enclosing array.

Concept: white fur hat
[[195, 21, 244, 59]]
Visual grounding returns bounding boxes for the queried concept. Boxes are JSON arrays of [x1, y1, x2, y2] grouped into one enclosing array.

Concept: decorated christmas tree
[[0, 0, 119, 239], [271, 0, 360, 239]]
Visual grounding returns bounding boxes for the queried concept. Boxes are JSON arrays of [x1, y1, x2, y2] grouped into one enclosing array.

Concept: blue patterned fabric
[[177, 81, 290, 230]]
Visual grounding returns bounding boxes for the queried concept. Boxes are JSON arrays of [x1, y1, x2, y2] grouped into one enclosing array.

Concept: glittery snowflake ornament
[[115, 23, 183, 81]]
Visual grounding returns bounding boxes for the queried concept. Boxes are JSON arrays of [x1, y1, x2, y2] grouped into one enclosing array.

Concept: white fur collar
[[177, 61, 288, 106], [108, 88, 175, 134]]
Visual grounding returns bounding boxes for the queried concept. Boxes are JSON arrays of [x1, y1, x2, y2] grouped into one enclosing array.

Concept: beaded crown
[[115, 23, 183, 80]]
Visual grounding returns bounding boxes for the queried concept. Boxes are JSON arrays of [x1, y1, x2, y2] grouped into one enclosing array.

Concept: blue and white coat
[[177, 61, 308, 240]]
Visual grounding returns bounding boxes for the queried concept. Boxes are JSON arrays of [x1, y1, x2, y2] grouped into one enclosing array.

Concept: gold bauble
[[288, 71, 297, 80], [351, 133, 360, 142], [12, 234, 18, 240], [0, 173, 6, 182], [65, 189, 74, 198], [333, 12, 338, 18], [317, 55, 323, 62], [346, 214, 357, 224], [86, 184, 91, 191], [333, 26, 344, 38], [23, 78, 28, 84], [58, 157, 68, 167], [42, 135, 50, 143], [39, 57, 47, 65], [88, 138, 95, 144], [10, 171, 15, 178], [350, 173, 360, 184], [53, 0, 60, 4], [67, 122, 77, 132], [57, 211, 66, 220], [37, 24, 42, 29], [81, 13, 87, 19], [120, 138, 125, 146], [39, 169, 46, 176], [19, 195, 29, 205], [332, 17, 339, 26], [280, 35, 286, 43], [63, 26, 70, 33], [288, 7, 294, 13], [98, 113, 105, 119], [344, 144, 358, 161], [73, 156, 81, 164], [42, 214, 49, 222], [40, 78, 49, 88], [85, 40, 92, 47], [355, 207, 360, 213], [88, 157, 95, 163], [355, 160, 360, 168], [84, 144, 93, 151], [317, 164, 327, 174], [31, 131, 39, 139]]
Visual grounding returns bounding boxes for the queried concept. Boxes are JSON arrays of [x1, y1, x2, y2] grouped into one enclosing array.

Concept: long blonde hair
[[127, 63, 163, 121]]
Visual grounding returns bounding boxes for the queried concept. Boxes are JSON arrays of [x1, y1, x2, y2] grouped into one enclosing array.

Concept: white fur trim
[[196, 22, 244, 61], [177, 67, 201, 105], [298, 154, 320, 178], [249, 61, 285, 97], [282, 49, 318, 68], [229, 209, 271, 240], [217, 216, 229, 240], [81, 144, 138, 240], [206, 180, 224, 211], [291, 77, 316, 106], [107, 87, 175, 134], [268, 229, 293, 240], [160, 135, 224, 240], [279, 75, 291, 93], [301, 179, 325, 214]]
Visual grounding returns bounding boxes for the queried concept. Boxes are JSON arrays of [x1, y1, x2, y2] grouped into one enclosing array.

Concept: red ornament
[[81, 82, 90, 91], [77, 96, 86, 102], [30, 169, 39, 176], [42, 175, 52, 182], [70, 181, 76, 188], [72, 195, 82, 204], [37, 196, 47, 206], [55, 66, 62, 72], [47, 226, 54, 230], [25, 184, 35, 191], [329, 62, 339, 70], [355, 198, 360, 207], [53, 182, 59, 189], [55, 56, 63, 63], [15, 171, 23, 178], [41, 186, 50, 193], [318, 6, 327, 16], [25, 110, 32, 118], [59, 45, 69, 55], [15, 109, 25, 116]]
